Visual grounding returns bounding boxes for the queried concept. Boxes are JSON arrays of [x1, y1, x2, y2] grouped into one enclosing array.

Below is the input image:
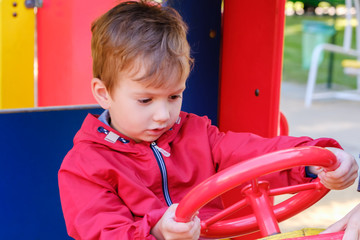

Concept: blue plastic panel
[[168, 0, 222, 125], [0, 107, 102, 239]]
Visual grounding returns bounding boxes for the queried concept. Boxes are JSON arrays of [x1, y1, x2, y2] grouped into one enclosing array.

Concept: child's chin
[[146, 136, 161, 143]]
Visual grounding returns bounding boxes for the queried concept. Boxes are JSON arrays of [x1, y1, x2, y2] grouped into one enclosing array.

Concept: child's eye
[[169, 95, 182, 100], [138, 98, 152, 104]]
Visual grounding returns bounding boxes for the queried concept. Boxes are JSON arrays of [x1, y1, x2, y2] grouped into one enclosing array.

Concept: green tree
[[288, 0, 345, 7]]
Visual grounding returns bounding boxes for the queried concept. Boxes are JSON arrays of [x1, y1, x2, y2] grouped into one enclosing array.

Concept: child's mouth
[[147, 127, 166, 135]]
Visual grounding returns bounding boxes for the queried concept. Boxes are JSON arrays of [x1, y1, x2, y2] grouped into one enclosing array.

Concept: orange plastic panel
[[36, 0, 119, 107]]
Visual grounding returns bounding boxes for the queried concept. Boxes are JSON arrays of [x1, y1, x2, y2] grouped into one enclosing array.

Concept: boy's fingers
[[165, 218, 200, 239], [167, 205, 201, 235], [318, 158, 358, 189], [321, 172, 356, 189], [190, 216, 201, 239]]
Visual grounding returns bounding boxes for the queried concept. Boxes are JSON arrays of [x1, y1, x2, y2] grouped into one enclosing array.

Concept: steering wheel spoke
[[269, 181, 325, 197], [202, 198, 248, 229]]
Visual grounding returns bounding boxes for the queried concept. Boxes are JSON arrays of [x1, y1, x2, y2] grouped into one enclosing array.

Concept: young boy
[[58, 1, 358, 239]]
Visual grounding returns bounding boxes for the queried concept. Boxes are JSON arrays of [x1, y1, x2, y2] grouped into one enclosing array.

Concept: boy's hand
[[151, 204, 201, 240], [321, 203, 360, 240], [321, 147, 359, 190], [309, 147, 358, 190]]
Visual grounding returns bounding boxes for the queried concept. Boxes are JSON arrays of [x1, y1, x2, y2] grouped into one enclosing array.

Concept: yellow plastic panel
[[0, 0, 35, 109], [258, 228, 324, 240]]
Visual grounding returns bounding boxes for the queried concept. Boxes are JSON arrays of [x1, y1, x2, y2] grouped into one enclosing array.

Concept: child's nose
[[153, 102, 170, 122]]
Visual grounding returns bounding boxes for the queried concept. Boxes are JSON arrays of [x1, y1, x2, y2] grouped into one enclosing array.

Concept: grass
[[283, 15, 358, 89]]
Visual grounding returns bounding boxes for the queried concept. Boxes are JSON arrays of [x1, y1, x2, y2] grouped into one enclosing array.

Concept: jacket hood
[[72, 111, 188, 155]]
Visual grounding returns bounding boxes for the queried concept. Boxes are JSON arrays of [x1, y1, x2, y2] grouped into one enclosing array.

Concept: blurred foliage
[[283, 15, 357, 89], [287, 0, 345, 7]]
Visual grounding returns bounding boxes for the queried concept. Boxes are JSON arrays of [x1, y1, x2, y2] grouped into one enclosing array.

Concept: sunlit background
[[274, 0, 360, 234]]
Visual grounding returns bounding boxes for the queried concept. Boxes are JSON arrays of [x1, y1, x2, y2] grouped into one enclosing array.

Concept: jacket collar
[[73, 111, 187, 154]]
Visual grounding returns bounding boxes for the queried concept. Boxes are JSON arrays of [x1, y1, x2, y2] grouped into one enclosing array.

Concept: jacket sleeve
[[58, 155, 166, 240], [207, 124, 342, 187]]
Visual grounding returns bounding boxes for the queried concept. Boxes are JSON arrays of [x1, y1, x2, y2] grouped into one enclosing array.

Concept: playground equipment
[[0, 0, 350, 239], [0, 0, 222, 238], [305, 0, 360, 107]]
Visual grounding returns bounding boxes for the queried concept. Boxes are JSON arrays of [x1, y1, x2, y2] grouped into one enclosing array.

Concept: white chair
[[305, 0, 360, 107]]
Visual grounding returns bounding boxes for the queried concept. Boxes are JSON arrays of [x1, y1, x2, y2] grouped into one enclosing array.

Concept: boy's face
[[104, 70, 185, 143]]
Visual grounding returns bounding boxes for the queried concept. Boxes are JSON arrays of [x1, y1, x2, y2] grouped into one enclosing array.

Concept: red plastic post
[[243, 182, 281, 236], [219, 0, 286, 138]]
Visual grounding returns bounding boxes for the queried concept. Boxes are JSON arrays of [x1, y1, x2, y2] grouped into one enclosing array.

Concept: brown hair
[[91, 0, 193, 95]]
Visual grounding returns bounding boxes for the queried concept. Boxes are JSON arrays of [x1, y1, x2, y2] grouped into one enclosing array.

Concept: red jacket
[[59, 111, 341, 240]]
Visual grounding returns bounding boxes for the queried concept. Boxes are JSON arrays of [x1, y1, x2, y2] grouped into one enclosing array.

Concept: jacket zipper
[[150, 142, 173, 206]]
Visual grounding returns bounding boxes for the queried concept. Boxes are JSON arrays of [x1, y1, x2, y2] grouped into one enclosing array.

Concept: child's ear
[[91, 78, 111, 109]]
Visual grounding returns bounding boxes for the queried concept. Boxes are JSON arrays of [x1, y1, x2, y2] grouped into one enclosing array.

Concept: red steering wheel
[[175, 146, 340, 239]]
